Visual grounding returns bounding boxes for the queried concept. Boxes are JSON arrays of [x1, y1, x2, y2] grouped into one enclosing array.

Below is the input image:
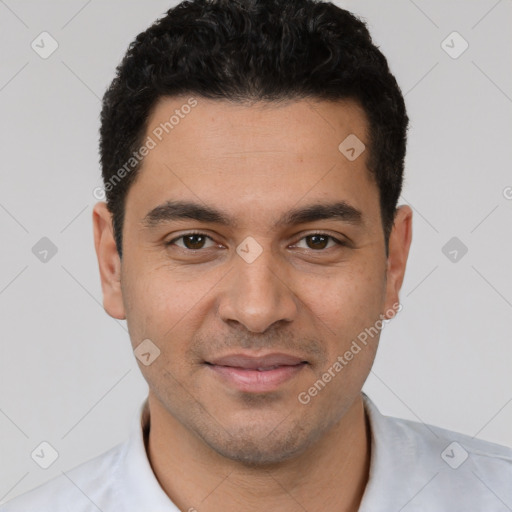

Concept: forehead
[[147, 95, 369, 159], [124, 96, 381, 231]]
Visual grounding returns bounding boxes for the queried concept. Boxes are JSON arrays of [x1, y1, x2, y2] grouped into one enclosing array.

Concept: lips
[[208, 353, 307, 370], [205, 353, 308, 392]]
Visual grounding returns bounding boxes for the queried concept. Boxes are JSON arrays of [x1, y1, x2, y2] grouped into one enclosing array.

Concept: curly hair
[[99, 0, 408, 258]]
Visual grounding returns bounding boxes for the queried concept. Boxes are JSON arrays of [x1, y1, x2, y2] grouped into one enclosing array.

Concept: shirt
[[1, 393, 511, 511]]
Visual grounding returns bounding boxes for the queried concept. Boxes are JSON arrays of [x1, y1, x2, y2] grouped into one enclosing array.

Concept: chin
[[199, 421, 318, 467]]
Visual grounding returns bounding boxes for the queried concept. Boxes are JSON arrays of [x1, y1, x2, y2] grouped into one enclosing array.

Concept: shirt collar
[[114, 397, 180, 511], [117, 393, 420, 511], [358, 392, 447, 511]]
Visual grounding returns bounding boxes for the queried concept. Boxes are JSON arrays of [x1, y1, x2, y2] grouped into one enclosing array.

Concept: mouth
[[204, 353, 309, 393]]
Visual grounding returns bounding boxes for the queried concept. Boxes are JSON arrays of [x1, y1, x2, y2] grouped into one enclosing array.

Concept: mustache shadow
[[187, 329, 328, 366]]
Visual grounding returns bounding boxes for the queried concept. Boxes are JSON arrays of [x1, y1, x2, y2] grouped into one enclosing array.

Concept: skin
[[93, 96, 412, 512]]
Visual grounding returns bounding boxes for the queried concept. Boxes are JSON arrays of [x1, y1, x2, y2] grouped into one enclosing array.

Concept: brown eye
[[182, 234, 207, 250], [295, 234, 344, 251], [167, 233, 215, 250], [306, 234, 330, 250]]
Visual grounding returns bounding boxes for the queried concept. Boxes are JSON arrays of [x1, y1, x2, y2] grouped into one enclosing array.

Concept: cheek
[[121, 260, 216, 352], [301, 258, 387, 337], [297, 268, 384, 413], [122, 269, 201, 392]]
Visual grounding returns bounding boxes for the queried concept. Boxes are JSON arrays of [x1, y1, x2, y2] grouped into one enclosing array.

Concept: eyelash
[[166, 231, 347, 251]]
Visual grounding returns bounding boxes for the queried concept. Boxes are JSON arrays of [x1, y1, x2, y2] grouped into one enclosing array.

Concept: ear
[[382, 205, 413, 317], [92, 202, 126, 320]]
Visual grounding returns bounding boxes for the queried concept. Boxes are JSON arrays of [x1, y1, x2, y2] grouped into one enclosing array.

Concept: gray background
[[1, 0, 511, 504]]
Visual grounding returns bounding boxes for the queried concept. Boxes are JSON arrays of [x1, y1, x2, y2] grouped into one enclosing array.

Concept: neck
[[145, 393, 371, 512]]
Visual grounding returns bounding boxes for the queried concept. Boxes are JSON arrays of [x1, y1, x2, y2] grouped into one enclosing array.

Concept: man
[[2, 0, 511, 511]]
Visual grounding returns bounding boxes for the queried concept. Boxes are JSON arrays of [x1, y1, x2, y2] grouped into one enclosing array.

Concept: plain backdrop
[[1, 0, 511, 504]]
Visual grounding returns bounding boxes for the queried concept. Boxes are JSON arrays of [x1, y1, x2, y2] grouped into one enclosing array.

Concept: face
[[94, 96, 412, 465]]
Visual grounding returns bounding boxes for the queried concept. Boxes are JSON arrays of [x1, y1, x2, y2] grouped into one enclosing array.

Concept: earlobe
[[383, 205, 413, 315], [92, 202, 126, 320]]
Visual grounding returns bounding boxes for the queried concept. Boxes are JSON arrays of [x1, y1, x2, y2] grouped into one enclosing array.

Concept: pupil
[[182, 235, 329, 250], [309, 235, 327, 250], [185, 235, 204, 249]]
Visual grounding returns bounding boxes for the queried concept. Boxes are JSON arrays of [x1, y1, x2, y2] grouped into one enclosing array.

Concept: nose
[[217, 247, 299, 333]]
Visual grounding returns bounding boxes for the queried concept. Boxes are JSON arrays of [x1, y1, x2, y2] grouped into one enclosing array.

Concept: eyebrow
[[142, 199, 363, 229]]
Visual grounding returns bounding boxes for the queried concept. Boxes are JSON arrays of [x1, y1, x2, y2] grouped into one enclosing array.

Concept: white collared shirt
[[2, 393, 511, 511]]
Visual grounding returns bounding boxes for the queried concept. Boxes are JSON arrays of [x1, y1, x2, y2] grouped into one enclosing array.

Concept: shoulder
[[399, 417, 512, 506], [391, 413, 512, 469], [0, 442, 125, 512], [362, 395, 512, 510]]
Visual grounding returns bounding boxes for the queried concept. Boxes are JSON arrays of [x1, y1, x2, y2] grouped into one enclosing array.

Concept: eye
[[166, 232, 347, 252], [166, 232, 217, 250], [293, 233, 346, 251]]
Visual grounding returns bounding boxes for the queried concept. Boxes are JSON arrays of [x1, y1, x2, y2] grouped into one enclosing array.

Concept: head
[[94, 0, 412, 465]]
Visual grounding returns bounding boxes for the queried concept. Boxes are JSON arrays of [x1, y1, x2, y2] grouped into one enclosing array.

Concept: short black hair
[[99, 0, 408, 259]]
